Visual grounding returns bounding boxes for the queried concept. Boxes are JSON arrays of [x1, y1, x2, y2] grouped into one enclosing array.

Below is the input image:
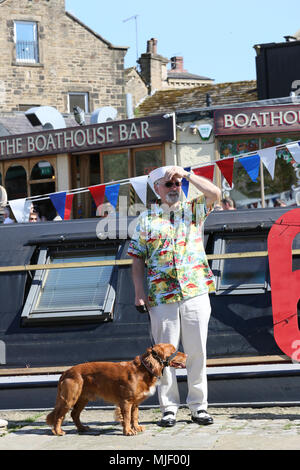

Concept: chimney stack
[[138, 38, 169, 94], [170, 56, 186, 73], [146, 38, 158, 54]]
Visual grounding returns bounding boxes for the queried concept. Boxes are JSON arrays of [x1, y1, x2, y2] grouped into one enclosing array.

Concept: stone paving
[[1, 405, 300, 451]]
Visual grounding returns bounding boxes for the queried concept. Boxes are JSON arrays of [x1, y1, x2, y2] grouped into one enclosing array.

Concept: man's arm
[[186, 171, 221, 207], [131, 257, 148, 308], [165, 166, 221, 207]]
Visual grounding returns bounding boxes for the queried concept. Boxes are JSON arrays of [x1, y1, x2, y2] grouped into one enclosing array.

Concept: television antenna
[[123, 14, 139, 62]]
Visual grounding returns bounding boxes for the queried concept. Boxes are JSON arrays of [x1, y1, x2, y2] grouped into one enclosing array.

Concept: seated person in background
[[3, 207, 14, 224], [221, 197, 236, 210]]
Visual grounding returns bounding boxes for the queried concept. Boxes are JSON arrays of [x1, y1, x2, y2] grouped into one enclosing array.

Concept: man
[[128, 165, 221, 427]]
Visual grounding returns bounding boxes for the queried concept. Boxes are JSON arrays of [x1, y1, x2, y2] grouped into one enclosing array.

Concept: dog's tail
[[46, 409, 56, 426], [46, 372, 68, 426]]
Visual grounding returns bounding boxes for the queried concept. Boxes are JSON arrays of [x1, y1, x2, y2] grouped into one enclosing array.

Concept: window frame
[[68, 92, 89, 113], [14, 20, 39, 64], [21, 243, 120, 325], [211, 233, 270, 295]]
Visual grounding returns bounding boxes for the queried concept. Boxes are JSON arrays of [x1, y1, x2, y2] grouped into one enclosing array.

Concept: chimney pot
[[152, 38, 158, 54], [171, 56, 184, 72], [147, 39, 153, 53]]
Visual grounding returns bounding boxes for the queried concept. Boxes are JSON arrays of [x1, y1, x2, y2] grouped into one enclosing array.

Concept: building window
[[102, 150, 130, 211], [219, 135, 300, 207], [30, 161, 56, 220], [21, 244, 118, 325], [68, 93, 89, 113], [5, 165, 27, 200], [70, 145, 164, 218], [18, 104, 40, 112], [14, 21, 39, 63], [211, 234, 269, 295]]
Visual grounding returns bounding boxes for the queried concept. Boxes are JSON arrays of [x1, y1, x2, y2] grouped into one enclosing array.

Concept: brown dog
[[46, 343, 186, 436]]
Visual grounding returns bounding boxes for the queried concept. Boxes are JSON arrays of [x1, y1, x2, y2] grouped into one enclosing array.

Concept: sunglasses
[[164, 181, 182, 188]]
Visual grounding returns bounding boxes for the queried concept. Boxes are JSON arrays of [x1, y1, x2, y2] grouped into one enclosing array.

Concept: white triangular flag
[[259, 147, 277, 179], [287, 143, 300, 163], [9, 198, 31, 223], [129, 175, 148, 205]]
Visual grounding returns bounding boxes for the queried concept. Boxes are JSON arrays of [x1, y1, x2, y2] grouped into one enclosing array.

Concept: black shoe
[[191, 410, 214, 425], [159, 411, 176, 427]]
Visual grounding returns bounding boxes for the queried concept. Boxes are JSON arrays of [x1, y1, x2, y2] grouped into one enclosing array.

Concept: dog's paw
[[133, 425, 145, 433], [123, 428, 138, 436], [77, 425, 91, 433], [51, 428, 65, 436]]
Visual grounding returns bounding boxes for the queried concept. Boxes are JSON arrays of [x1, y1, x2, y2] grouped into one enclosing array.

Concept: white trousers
[[149, 293, 211, 414]]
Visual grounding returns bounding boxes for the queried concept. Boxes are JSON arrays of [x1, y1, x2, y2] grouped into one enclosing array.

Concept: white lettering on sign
[[0, 137, 23, 155], [223, 110, 300, 129], [0, 118, 159, 159], [119, 121, 151, 141]]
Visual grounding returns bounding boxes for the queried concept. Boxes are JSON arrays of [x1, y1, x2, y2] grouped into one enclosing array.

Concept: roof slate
[[137, 80, 258, 116], [0, 112, 82, 136], [167, 71, 213, 81]]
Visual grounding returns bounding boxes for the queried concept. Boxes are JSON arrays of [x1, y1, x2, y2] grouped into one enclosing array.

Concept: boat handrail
[[0, 249, 300, 272]]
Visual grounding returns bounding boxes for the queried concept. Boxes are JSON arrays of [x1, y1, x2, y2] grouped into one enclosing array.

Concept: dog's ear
[[145, 347, 153, 357], [152, 343, 167, 359], [154, 343, 175, 359]]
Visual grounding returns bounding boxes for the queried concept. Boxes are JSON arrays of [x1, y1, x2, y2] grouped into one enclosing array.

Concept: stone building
[[0, 0, 128, 117], [125, 38, 214, 111]]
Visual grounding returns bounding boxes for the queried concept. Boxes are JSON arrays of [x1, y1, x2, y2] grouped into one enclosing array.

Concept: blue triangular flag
[[182, 167, 191, 197], [239, 155, 260, 182], [50, 192, 67, 219], [105, 184, 120, 208]]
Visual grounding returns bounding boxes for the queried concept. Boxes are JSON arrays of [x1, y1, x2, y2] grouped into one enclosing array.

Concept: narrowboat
[[1, 206, 300, 409]]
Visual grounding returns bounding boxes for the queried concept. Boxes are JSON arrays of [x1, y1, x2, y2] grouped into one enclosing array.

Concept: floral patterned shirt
[[127, 195, 216, 307]]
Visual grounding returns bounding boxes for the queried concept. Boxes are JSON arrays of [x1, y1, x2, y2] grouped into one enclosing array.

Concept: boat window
[[211, 234, 269, 295], [21, 244, 119, 325]]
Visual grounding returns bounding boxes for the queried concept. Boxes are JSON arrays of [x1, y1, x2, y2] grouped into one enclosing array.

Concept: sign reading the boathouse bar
[[0, 114, 175, 161], [214, 105, 300, 135]]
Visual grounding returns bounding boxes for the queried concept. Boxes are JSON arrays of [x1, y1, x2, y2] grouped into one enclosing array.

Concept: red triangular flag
[[88, 185, 106, 209], [193, 165, 215, 181], [64, 194, 74, 220], [216, 158, 234, 187]]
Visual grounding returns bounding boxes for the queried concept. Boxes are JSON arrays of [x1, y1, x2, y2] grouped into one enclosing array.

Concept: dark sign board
[[0, 114, 175, 161], [214, 104, 300, 136]]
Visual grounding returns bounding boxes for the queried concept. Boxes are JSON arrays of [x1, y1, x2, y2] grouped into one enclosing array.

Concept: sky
[[65, 0, 300, 84]]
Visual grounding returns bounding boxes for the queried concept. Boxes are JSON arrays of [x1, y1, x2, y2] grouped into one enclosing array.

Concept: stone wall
[[0, 0, 128, 117]]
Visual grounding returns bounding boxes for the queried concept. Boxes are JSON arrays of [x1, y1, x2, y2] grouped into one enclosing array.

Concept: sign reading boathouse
[[214, 105, 300, 135], [0, 114, 175, 160]]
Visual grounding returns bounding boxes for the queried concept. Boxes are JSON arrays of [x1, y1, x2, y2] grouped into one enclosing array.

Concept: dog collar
[[151, 349, 178, 368], [141, 349, 178, 378]]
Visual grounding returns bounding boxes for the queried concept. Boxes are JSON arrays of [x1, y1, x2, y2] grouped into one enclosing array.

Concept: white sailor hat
[[148, 166, 177, 185]]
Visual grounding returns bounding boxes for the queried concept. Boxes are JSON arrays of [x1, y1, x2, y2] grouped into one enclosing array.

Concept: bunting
[[129, 175, 148, 205], [105, 183, 120, 209], [5, 138, 300, 222], [64, 194, 74, 220], [182, 167, 191, 197], [88, 185, 106, 209], [216, 158, 234, 187], [193, 165, 215, 181], [9, 198, 31, 223], [286, 143, 300, 163], [259, 147, 277, 179], [239, 154, 260, 182]]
